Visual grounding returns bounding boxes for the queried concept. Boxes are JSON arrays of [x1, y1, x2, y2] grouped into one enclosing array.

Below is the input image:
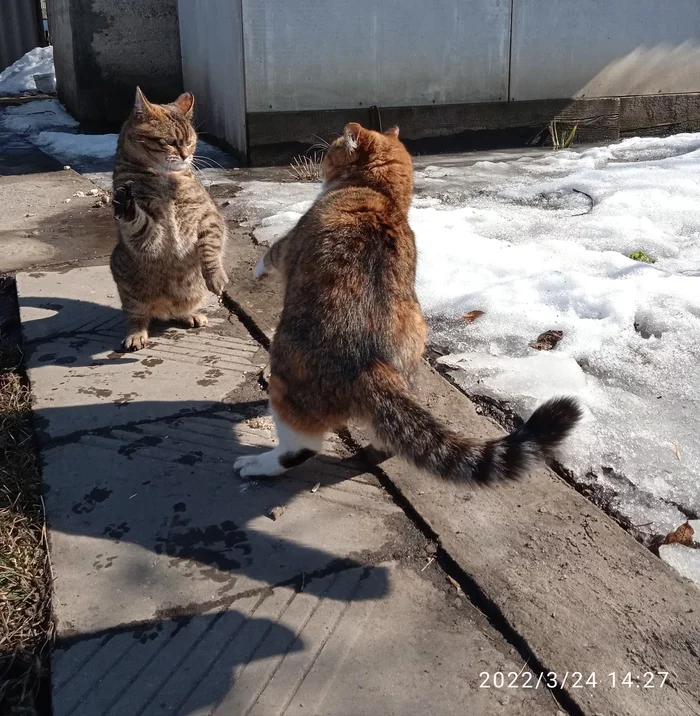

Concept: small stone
[[267, 506, 285, 521]]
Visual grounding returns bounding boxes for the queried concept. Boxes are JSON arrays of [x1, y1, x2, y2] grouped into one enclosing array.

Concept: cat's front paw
[[205, 267, 229, 296], [122, 330, 148, 351], [253, 255, 269, 280], [113, 182, 136, 222]]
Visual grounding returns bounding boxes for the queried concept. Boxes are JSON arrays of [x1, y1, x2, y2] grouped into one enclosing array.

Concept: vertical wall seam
[[507, 0, 515, 101]]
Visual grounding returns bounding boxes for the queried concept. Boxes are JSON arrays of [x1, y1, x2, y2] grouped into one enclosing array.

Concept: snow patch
[[233, 135, 700, 547], [33, 131, 118, 163], [1, 99, 77, 134], [0, 47, 54, 96], [658, 543, 700, 587]]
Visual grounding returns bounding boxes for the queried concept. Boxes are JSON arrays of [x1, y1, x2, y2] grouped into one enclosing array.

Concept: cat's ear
[[383, 126, 400, 138], [173, 92, 195, 119], [344, 122, 363, 151], [134, 87, 155, 118]]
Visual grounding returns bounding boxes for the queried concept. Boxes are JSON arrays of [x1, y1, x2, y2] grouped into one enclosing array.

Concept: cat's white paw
[[253, 256, 268, 280], [234, 452, 285, 477]]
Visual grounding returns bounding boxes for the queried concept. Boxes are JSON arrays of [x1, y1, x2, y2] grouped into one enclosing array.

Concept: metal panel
[[242, 0, 511, 113], [511, 0, 700, 100], [0, 0, 44, 73], [178, 0, 247, 154]]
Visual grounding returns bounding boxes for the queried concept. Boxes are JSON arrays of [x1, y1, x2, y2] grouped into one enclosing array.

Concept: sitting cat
[[235, 122, 581, 482], [110, 88, 228, 351]]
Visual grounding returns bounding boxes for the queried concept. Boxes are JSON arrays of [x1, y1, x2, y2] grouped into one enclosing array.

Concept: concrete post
[[48, 0, 183, 125]]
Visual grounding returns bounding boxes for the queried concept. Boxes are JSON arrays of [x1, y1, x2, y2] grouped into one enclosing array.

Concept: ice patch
[[33, 131, 118, 163], [1, 99, 78, 134], [658, 544, 700, 587]]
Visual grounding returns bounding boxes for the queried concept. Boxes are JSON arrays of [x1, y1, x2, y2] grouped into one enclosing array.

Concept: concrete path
[[5, 132, 700, 715], [17, 265, 557, 716]]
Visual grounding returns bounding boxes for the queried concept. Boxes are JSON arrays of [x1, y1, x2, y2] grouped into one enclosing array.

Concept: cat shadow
[[53, 610, 304, 714], [19, 295, 230, 370], [18, 292, 390, 604]]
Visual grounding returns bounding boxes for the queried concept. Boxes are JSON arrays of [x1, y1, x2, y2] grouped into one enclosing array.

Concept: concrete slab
[[52, 566, 557, 716], [0, 167, 114, 272], [16, 265, 556, 715]]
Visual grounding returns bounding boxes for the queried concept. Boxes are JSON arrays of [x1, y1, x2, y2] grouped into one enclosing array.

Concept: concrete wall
[[0, 0, 44, 73], [178, 0, 247, 155], [48, 0, 78, 111], [49, 0, 183, 124], [179, 0, 700, 161], [241, 0, 511, 113], [511, 0, 700, 100]]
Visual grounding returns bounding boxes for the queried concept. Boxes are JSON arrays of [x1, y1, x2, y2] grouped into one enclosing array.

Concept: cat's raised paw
[[122, 331, 148, 351], [205, 268, 229, 296], [113, 182, 136, 222], [253, 256, 268, 280]]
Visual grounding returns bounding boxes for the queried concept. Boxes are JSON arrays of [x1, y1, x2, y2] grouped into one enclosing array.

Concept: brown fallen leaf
[[530, 329, 564, 351], [446, 575, 463, 594], [664, 521, 695, 546], [463, 310, 485, 324]]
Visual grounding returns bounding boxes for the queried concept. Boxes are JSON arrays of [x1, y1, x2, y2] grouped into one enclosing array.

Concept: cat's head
[[321, 123, 413, 210], [119, 87, 197, 172]]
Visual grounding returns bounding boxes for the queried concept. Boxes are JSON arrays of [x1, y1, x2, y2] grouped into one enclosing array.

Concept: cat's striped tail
[[359, 362, 581, 484]]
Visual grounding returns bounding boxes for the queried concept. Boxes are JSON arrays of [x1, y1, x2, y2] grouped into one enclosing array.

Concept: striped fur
[[359, 363, 581, 484], [110, 88, 228, 351]]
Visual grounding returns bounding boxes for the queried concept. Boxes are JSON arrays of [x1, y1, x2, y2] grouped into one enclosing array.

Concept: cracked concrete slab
[[17, 265, 557, 715]]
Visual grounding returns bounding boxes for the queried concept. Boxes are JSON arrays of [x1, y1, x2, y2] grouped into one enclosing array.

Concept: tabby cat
[[234, 122, 581, 481], [110, 88, 228, 351]]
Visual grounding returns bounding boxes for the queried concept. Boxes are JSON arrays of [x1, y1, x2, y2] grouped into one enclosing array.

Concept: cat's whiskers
[[310, 133, 331, 149], [192, 155, 226, 171]]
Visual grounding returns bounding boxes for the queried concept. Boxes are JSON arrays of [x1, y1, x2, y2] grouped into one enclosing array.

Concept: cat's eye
[[168, 139, 179, 146]]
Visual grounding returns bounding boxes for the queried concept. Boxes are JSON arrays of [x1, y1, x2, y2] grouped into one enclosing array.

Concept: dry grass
[[549, 120, 578, 150], [288, 152, 323, 182], [0, 293, 52, 716]]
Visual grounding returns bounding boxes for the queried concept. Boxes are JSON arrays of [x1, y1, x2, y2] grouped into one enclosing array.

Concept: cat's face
[[121, 88, 197, 172]]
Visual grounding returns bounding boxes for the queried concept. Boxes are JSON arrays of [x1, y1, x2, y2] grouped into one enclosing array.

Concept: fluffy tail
[[360, 363, 581, 484]]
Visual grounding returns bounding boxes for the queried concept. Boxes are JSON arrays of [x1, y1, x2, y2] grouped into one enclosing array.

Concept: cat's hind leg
[[234, 408, 324, 477], [182, 313, 208, 328]]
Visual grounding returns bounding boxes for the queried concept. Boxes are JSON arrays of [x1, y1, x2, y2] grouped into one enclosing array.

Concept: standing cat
[[235, 122, 581, 481], [110, 88, 228, 351]]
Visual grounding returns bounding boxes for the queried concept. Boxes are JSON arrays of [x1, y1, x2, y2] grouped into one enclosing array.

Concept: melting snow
[[230, 136, 700, 558], [0, 47, 54, 96]]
